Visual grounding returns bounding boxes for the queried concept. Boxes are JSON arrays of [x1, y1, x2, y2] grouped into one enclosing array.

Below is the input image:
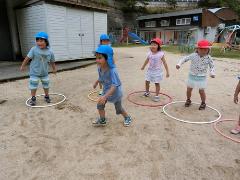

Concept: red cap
[[197, 40, 211, 49], [151, 38, 162, 46]]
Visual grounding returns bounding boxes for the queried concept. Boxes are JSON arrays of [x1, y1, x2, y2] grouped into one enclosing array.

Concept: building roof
[[137, 8, 203, 20], [208, 7, 225, 13], [16, 0, 108, 11]]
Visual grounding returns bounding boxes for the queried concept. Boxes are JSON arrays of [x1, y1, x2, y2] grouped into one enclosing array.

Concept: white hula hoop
[[26, 93, 66, 108], [163, 101, 222, 124]]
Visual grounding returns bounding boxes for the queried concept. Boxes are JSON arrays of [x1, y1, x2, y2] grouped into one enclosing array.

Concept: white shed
[[16, 0, 107, 61]]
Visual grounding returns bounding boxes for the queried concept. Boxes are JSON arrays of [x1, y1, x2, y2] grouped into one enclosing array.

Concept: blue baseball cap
[[35, 32, 49, 40], [96, 45, 115, 68], [100, 34, 110, 41]]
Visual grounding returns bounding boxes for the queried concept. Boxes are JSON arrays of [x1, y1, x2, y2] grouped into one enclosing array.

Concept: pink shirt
[[147, 51, 164, 71]]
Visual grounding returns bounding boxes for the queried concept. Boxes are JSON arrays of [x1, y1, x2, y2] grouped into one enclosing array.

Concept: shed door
[[67, 8, 83, 59], [80, 10, 95, 58]]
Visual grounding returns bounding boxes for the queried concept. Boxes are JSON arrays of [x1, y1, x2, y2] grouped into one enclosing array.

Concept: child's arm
[[141, 58, 149, 70], [98, 86, 116, 104], [234, 80, 240, 104], [20, 57, 31, 71], [162, 56, 169, 77], [208, 57, 215, 78], [50, 62, 57, 74], [93, 80, 99, 89], [176, 54, 193, 69]]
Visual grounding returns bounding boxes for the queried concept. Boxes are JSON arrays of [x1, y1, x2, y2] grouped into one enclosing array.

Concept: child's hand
[[210, 75, 215, 78], [20, 66, 26, 72], [234, 95, 238, 104], [166, 73, 170, 78], [176, 65, 180, 69], [141, 67, 144, 70], [98, 96, 107, 105]]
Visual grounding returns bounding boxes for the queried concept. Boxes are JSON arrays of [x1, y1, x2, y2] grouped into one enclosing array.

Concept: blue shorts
[[29, 75, 50, 90]]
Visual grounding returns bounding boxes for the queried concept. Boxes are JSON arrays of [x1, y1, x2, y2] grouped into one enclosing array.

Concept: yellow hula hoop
[[87, 90, 100, 102]]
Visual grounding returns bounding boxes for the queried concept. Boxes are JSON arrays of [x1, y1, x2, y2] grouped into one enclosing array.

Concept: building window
[[160, 20, 170, 27], [176, 18, 191, 25], [145, 21, 156, 28]]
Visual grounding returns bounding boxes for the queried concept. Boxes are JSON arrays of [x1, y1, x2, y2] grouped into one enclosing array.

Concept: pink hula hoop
[[127, 91, 173, 107], [213, 119, 240, 143]]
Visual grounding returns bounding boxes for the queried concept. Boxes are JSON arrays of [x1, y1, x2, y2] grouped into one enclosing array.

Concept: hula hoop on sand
[[163, 101, 222, 124], [127, 91, 172, 107], [26, 93, 66, 108], [87, 90, 100, 102], [214, 119, 240, 143]]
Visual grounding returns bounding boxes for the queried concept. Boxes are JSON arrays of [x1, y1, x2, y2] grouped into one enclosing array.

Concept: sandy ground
[[0, 46, 239, 180]]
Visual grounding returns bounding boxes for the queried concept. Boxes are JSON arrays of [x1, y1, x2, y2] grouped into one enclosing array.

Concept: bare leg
[[43, 88, 49, 96], [199, 89, 206, 103], [121, 110, 129, 118], [98, 109, 105, 119], [145, 81, 150, 92], [31, 89, 37, 97], [187, 87, 193, 100], [155, 83, 160, 96]]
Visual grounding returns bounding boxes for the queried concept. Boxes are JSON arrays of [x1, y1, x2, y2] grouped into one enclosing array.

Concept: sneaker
[[29, 96, 36, 106], [153, 96, 160, 102], [45, 95, 51, 103], [143, 92, 150, 97], [199, 102, 206, 110], [92, 117, 107, 126], [230, 125, 240, 135], [185, 99, 192, 107], [124, 116, 132, 127]]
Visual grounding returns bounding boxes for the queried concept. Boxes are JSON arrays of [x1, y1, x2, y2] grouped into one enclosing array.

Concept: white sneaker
[[153, 96, 160, 102]]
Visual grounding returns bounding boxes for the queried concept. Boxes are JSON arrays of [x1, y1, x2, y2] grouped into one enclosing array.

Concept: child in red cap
[[176, 39, 215, 110], [141, 38, 170, 102], [230, 75, 240, 134]]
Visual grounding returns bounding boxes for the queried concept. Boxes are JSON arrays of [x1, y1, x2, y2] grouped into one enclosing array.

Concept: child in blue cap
[[96, 34, 114, 95], [20, 32, 56, 106], [93, 45, 132, 127]]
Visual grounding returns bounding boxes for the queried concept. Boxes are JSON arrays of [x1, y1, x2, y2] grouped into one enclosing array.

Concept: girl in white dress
[[141, 38, 170, 102]]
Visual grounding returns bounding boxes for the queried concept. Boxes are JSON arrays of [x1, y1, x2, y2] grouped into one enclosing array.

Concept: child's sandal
[[185, 99, 191, 107], [199, 102, 206, 110]]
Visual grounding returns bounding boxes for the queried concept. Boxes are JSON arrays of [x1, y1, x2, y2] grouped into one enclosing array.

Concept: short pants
[[97, 99, 124, 115], [29, 75, 50, 90]]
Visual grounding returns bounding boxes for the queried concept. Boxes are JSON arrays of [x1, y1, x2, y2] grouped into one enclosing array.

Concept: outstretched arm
[[176, 54, 193, 69], [50, 62, 57, 74], [208, 57, 215, 78], [141, 58, 149, 70], [20, 57, 31, 71], [162, 56, 169, 77]]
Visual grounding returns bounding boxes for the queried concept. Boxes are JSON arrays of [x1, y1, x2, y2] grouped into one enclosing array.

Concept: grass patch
[[162, 45, 240, 60]]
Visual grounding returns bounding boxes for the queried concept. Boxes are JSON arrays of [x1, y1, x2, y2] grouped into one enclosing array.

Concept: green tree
[[167, 0, 177, 8]]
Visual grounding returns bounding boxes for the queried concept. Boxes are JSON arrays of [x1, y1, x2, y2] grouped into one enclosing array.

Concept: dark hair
[[96, 52, 108, 60], [36, 38, 49, 47], [151, 41, 161, 51], [195, 48, 210, 54]]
